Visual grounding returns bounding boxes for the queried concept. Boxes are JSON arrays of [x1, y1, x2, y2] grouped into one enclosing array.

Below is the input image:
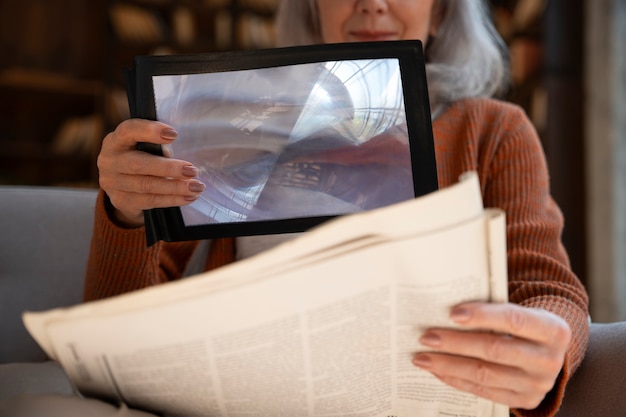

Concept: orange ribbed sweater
[[84, 97, 589, 417]]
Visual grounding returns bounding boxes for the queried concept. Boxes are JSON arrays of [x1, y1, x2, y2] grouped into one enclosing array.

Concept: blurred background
[[0, 0, 624, 321]]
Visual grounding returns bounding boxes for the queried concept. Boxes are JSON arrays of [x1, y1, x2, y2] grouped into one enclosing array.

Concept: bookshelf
[[0, 0, 107, 186], [0, 0, 279, 187]]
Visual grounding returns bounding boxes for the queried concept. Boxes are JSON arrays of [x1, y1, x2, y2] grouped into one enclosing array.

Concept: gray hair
[[275, 0, 509, 117]]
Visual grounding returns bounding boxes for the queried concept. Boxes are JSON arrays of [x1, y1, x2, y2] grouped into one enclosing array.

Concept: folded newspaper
[[23, 171, 509, 417]]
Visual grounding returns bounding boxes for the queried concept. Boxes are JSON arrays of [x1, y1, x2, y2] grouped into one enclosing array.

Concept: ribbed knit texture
[[84, 97, 589, 417]]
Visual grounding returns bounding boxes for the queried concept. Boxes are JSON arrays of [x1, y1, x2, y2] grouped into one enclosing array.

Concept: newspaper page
[[23, 172, 509, 417]]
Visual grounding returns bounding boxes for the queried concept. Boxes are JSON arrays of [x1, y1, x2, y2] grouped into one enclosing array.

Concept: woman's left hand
[[412, 302, 572, 410]]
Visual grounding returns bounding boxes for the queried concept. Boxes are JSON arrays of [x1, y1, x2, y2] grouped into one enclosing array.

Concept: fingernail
[[161, 128, 178, 141], [451, 307, 472, 323], [182, 165, 199, 178], [419, 332, 442, 348], [413, 354, 432, 369], [188, 181, 206, 193]]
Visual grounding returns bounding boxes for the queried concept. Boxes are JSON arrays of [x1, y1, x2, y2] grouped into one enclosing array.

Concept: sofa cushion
[[0, 186, 98, 363]]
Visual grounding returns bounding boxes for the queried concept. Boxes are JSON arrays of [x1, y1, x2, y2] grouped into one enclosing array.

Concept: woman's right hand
[[98, 119, 206, 228]]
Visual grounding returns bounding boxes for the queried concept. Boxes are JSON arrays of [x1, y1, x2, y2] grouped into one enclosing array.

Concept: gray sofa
[[0, 185, 625, 416]]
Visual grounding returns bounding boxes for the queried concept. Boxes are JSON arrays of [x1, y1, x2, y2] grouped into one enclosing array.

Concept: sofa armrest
[[555, 321, 626, 416]]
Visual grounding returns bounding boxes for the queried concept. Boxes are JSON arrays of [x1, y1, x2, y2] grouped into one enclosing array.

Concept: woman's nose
[[357, 0, 389, 14]]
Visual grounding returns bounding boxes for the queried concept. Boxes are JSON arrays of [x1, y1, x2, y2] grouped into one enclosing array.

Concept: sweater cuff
[[96, 190, 151, 248], [84, 190, 163, 301]]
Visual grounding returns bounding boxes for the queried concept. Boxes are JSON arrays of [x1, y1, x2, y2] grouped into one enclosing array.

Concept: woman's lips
[[348, 30, 397, 41]]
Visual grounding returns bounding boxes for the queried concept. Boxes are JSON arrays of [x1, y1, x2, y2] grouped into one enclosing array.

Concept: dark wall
[[544, 0, 587, 286]]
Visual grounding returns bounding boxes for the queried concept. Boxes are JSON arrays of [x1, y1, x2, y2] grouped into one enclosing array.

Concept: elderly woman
[[3, 1, 588, 417]]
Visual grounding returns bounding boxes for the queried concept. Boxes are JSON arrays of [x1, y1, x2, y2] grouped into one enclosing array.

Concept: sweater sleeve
[[478, 104, 590, 417], [83, 190, 200, 301]]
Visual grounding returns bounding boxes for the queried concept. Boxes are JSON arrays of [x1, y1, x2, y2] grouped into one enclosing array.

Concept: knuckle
[[96, 152, 105, 171], [97, 134, 113, 162], [485, 336, 506, 362], [554, 320, 572, 347], [469, 382, 491, 402], [126, 155, 147, 174], [504, 308, 527, 333], [98, 175, 111, 191], [143, 193, 161, 210], [473, 362, 492, 386], [114, 119, 136, 138], [137, 176, 155, 194], [101, 131, 114, 148], [96, 150, 111, 173]]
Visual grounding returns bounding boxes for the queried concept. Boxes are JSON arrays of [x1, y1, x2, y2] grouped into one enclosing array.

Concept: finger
[[114, 188, 202, 213], [419, 329, 548, 370], [99, 119, 199, 182], [112, 173, 206, 197], [105, 149, 200, 180], [449, 302, 572, 347], [413, 351, 523, 388], [107, 186, 202, 227], [104, 119, 178, 152], [413, 353, 550, 409], [431, 366, 546, 410]]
